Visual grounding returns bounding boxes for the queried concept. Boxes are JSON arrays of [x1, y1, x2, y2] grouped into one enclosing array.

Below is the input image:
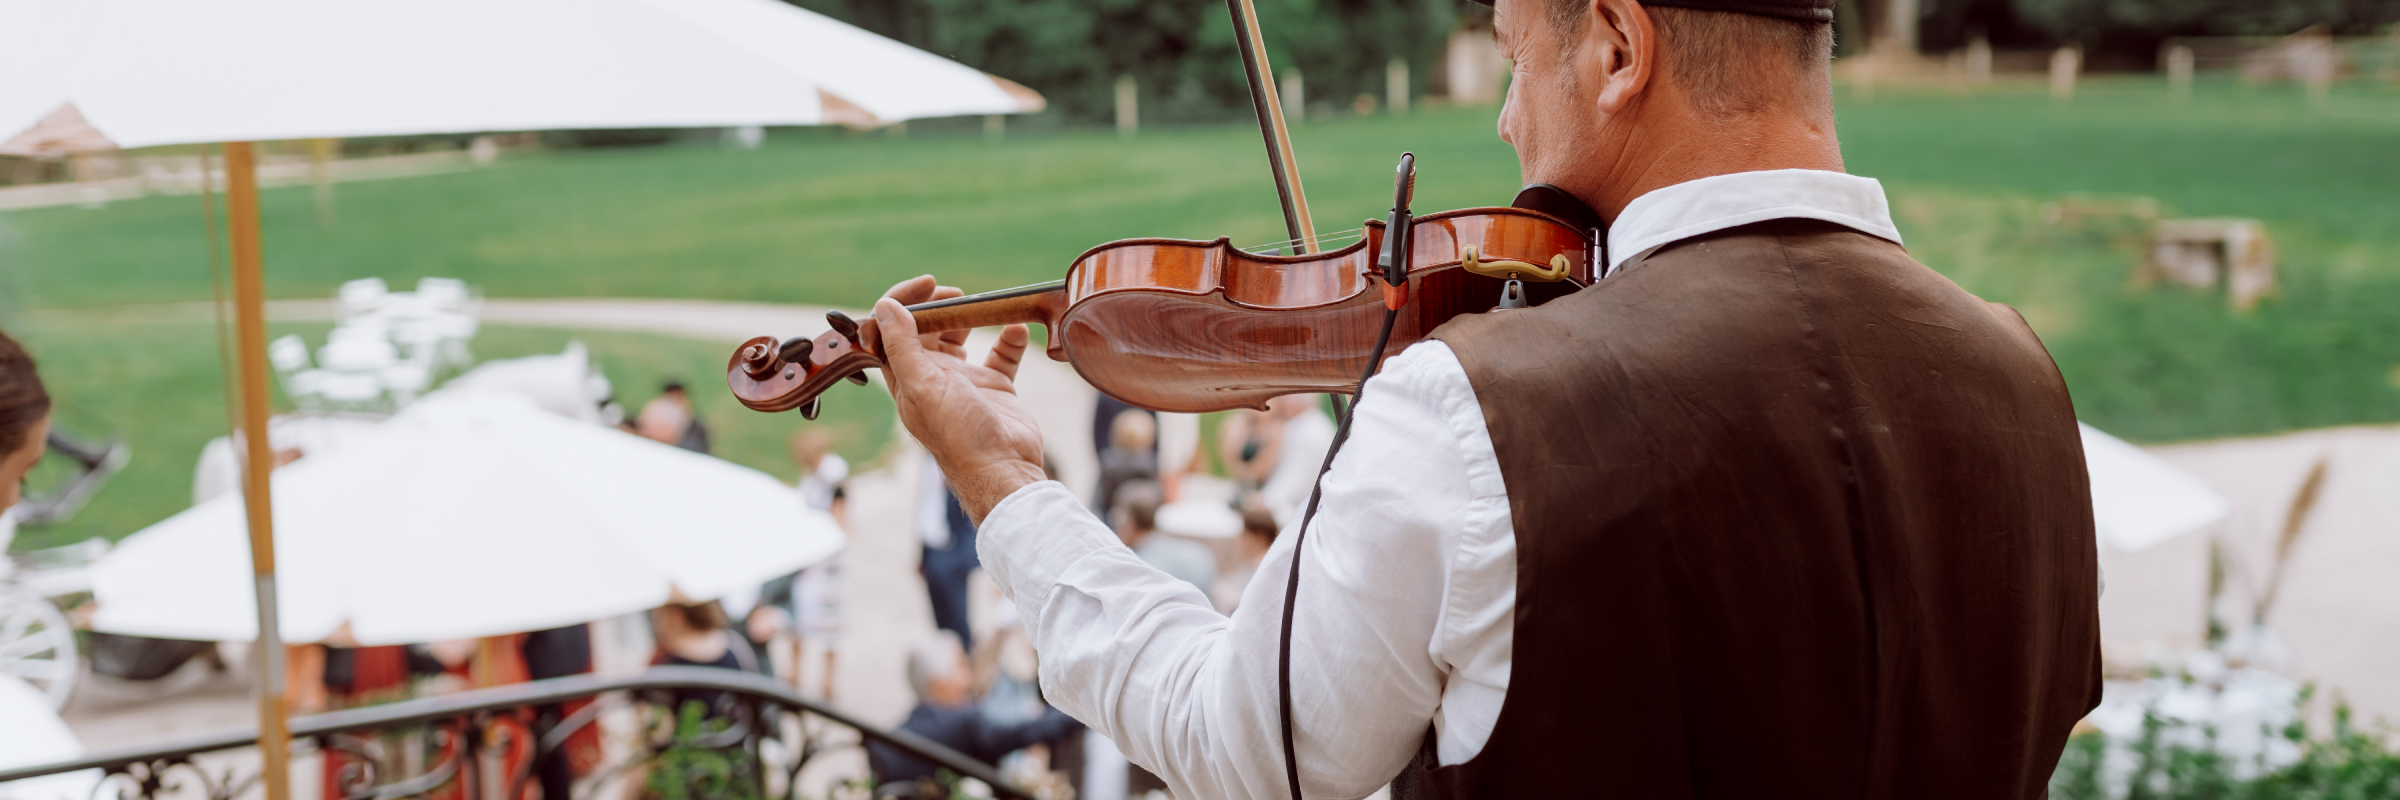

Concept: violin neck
[[904, 280, 1069, 333]]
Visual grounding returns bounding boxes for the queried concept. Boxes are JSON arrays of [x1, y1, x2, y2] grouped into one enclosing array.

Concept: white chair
[[268, 334, 314, 373], [380, 363, 433, 405], [283, 370, 325, 401], [269, 335, 326, 410], [336, 278, 391, 320], [318, 325, 399, 372], [415, 277, 471, 312], [310, 371, 387, 406]]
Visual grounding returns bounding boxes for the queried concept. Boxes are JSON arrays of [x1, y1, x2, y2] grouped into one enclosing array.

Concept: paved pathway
[[2104, 425, 2400, 724]]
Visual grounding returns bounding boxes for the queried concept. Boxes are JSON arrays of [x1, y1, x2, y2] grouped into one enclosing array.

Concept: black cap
[[1465, 0, 1833, 23]]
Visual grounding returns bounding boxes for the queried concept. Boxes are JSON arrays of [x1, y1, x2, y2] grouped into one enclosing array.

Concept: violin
[[727, 189, 1597, 417], [724, 0, 1607, 419]]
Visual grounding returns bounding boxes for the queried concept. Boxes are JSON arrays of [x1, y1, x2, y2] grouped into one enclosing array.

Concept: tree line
[[786, 0, 2400, 128], [784, 0, 1468, 126], [1915, 0, 2400, 61]]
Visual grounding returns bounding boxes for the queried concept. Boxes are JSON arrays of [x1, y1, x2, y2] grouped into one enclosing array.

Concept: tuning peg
[[846, 372, 869, 386], [826, 310, 861, 343], [778, 337, 813, 364], [800, 397, 821, 420]]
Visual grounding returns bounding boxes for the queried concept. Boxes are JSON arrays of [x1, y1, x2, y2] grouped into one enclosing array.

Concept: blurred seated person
[[1155, 412, 1202, 502], [409, 635, 533, 695], [793, 484, 847, 698], [790, 427, 848, 511], [651, 599, 758, 716], [751, 484, 848, 699], [1092, 408, 1156, 520], [869, 632, 1081, 793], [636, 381, 710, 454], [1112, 481, 1213, 595], [1210, 506, 1281, 615], [0, 329, 49, 514], [1214, 393, 1336, 526], [520, 624, 602, 800]]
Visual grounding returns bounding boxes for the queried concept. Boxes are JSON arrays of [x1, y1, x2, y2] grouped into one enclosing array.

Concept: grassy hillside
[[4, 75, 2398, 548]]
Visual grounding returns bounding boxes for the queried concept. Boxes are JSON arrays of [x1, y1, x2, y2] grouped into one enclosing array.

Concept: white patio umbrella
[[90, 388, 840, 646], [0, 676, 99, 800], [2081, 422, 2231, 552], [0, 0, 1041, 154], [0, 1, 1037, 784]]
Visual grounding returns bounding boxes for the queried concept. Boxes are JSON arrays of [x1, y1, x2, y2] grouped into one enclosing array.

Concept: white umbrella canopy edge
[[89, 390, 841, 646], [89, 399, 684, 645], [87, 499, 272, 643], [0, 0, 1050, 152], [396, 391, 845, 616], [0, 0, 92, 152], [495, 401, 843, 602], [2080, 422, 2231, 552], [636, 0, 1046, 124], [2, 0, 829, 151]]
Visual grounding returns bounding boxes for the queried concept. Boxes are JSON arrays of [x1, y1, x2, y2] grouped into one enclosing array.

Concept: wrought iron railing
[[0, 666, 1034, 800]]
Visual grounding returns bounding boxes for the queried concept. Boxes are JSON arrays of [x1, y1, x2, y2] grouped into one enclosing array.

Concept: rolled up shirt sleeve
[[976, 341, 1517, 800]]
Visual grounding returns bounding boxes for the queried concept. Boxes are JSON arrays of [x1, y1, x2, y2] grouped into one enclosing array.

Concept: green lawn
[[4, 74, 2399, 548], [8, 319, 896, 551]]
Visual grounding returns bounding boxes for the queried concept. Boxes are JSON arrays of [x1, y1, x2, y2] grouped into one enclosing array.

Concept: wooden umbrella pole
[[223, 141, 293, 800]]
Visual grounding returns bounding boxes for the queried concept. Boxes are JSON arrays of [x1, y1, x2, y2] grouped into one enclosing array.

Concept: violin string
[[1242, 227, 1364, 255], [1244, 228, 1354, 252], [1286, 227, 1362, 249]]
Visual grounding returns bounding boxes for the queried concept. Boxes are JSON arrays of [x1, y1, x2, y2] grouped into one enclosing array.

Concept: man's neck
[[1587, 100, 1845, 222]]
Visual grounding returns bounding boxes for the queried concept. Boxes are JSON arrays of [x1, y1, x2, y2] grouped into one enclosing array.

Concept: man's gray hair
[[1649, 6, 1834, 115], [1542, 1, 1834, 116], [906, 630, 966, 700]]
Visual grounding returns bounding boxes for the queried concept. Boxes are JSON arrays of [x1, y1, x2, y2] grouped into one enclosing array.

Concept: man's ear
[[1583, 0, 1656, 115]]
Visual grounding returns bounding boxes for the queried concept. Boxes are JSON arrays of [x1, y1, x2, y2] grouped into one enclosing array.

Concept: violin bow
[[1223, 0, 1320, 254]]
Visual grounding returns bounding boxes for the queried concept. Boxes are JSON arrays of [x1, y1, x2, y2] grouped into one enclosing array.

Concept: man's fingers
[[985, 324, 1029, 382], [872, 298, 929, 388], [862, 275, 939, 353], [928, 285, 971, 356], [963, 362, 1022, 396], [883, 275, 939, 305]]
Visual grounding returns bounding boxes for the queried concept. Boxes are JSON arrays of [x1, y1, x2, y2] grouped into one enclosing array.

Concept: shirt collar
[[1604, 169, 1903, 275]]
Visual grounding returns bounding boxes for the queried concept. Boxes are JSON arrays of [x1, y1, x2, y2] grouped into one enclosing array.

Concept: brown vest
[[1418, 219, 2102, 799]]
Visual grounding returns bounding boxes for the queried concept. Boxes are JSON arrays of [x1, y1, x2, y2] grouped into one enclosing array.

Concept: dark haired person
[[636, 381, 711, 454], [0, 330, 51, 513], [857, 0, 2101, 795]]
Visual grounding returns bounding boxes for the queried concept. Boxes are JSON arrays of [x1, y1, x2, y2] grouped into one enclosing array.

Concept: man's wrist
[[952, 460, 1048, 524]]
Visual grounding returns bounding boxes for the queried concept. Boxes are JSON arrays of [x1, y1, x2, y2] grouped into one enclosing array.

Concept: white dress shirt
[[977, 169, 1904, 800], [1253, 407, 1337, 527]]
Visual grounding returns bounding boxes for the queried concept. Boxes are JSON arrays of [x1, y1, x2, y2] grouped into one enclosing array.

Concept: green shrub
[[2051, 689, 2400, 799]]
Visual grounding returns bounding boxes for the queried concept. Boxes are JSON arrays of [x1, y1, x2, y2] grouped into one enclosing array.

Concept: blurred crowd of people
[[873, 390, 1335, 800], [1098, 393, 1328, 612]]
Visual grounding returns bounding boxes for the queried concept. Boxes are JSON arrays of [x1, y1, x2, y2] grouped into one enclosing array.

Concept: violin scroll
[[727, 311, 889, 418], [729, 291, 1071, 415]]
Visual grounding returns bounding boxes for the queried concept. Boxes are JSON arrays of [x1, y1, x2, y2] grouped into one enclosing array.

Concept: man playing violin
[[861, 0, 2100, 796]]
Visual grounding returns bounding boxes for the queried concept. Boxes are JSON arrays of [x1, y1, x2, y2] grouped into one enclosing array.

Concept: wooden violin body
[[728, 206, 1591, 416]]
